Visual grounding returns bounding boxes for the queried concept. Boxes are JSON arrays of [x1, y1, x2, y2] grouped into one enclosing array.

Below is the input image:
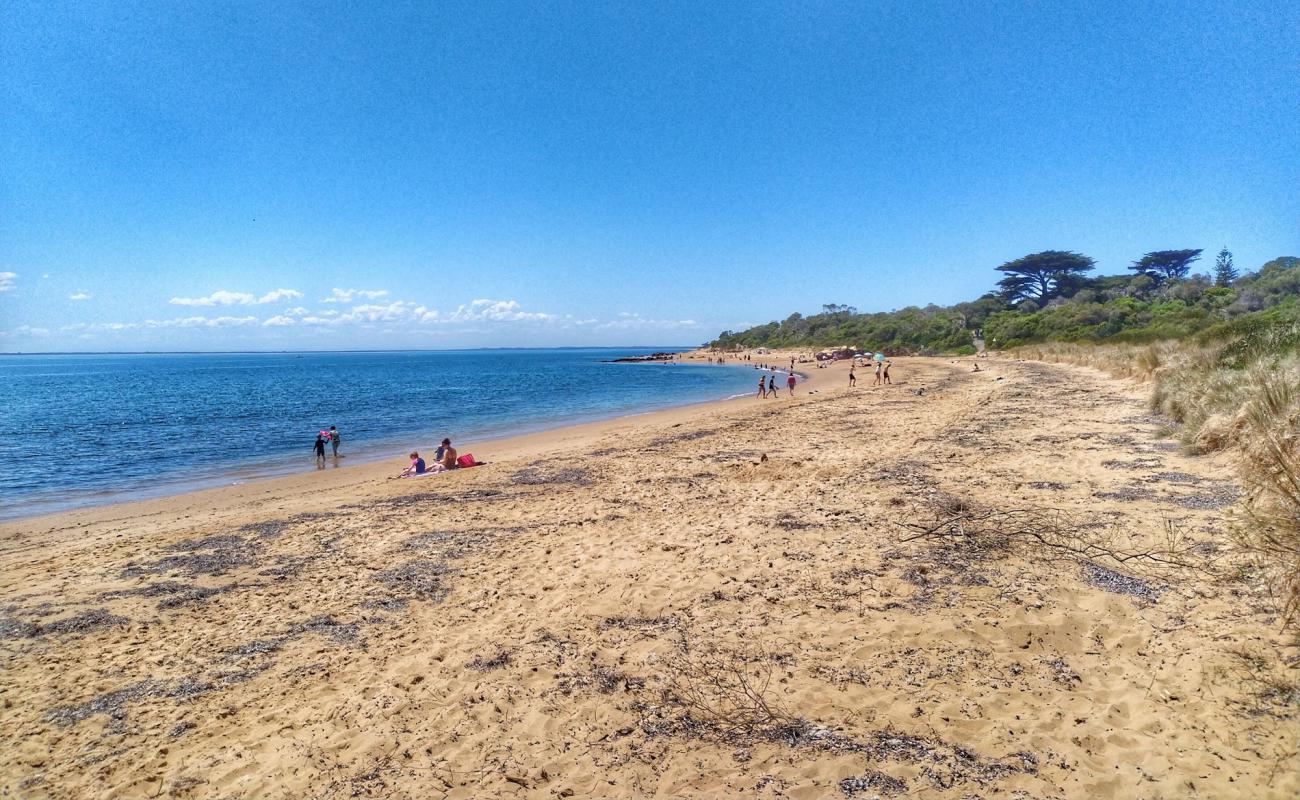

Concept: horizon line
[[0, 345, 704, 356]]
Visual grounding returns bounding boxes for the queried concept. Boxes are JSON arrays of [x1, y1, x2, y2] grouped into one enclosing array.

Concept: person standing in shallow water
[[313, 434, 327, 468], [329, 425, 341, 458]]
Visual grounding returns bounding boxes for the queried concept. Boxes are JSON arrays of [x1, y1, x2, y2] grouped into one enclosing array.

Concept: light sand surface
[[2, 356, 1296, 798]]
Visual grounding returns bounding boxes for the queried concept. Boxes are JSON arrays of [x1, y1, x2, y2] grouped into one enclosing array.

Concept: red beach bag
[[457, 454, 477, 468]]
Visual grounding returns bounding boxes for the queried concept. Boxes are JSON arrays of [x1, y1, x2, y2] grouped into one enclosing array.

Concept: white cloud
[[596, 312, 702, 330], [59, 315, 261, 332], [336, 301, 420, 324], [257, 288, 303, 304], [322, 288, 389, 303], [26, 297, 705, 345], [0, 272, 16, 292], [69, 292, 91, 301], [170, 288, 303, 306], [448, 298, 556, 323], [170, 290, 256, 307], [200, 316, 259, 328]]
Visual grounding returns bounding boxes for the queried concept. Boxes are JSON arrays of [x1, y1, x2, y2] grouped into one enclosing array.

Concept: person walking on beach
[[786, 372, 796, 396], [883, 361, 892, 384], [849, 366, 856, 388], [329, 425, 341, 458], [874, 361, 883, 385], [767, 373, 778, 398], [313, 434, 327, 467], [757, 375, 767, 398]]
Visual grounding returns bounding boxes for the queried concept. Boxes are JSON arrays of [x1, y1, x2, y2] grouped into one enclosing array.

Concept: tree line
[[707, 250, 1297, 354]]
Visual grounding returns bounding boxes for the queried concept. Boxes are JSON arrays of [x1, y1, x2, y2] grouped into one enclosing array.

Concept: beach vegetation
[[1214, 248, 1238, 287], [1019, 320, 1300, 633], [708, 251, 1299, 355], [1127, 249, 1203, 284], [995, 250, 1096, 304]]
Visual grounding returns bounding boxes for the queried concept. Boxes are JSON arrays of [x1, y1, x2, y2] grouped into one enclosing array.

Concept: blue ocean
[[0, 349, 756, 520]]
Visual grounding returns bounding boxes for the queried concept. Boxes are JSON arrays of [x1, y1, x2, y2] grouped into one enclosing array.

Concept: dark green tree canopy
[[1128, 249, 1203, 283], [995, 250, 1096, 303], [1214, 248, 1237, 287], [707, 253, 1298, 353]]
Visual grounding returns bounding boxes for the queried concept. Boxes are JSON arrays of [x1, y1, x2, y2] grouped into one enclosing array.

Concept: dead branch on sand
[[896, 495, 1207, 575], [656, 632, 794, 737]]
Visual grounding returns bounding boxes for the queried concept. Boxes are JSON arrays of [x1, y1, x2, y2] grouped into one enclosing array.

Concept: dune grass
[[1017, 326, 1300, 630]]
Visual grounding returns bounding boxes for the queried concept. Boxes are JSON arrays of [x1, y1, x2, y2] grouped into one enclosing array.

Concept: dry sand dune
[[2, 356, 1296, 799]]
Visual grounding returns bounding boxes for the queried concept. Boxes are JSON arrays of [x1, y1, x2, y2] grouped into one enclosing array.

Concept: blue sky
[[1, 0, 1296, 351]]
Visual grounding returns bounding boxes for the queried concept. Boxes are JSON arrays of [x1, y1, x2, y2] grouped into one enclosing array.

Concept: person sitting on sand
[[438, 438, 458, 469], [398, 451, 426, 477]]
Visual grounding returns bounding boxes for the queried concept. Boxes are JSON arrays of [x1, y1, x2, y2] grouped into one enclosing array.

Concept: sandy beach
[[2, 355, 1295, 799]]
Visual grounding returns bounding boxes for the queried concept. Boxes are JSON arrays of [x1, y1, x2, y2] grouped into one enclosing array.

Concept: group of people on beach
[[397, 438, 466, 477], [313, 426, 342, 467], [756, 369, 797, 398], [752, 353, 893, 397], [309, 426, 474, 479], [848, 358, 891, 387]]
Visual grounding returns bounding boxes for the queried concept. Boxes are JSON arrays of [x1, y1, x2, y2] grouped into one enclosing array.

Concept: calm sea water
[[0, 349, 758, 520]]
